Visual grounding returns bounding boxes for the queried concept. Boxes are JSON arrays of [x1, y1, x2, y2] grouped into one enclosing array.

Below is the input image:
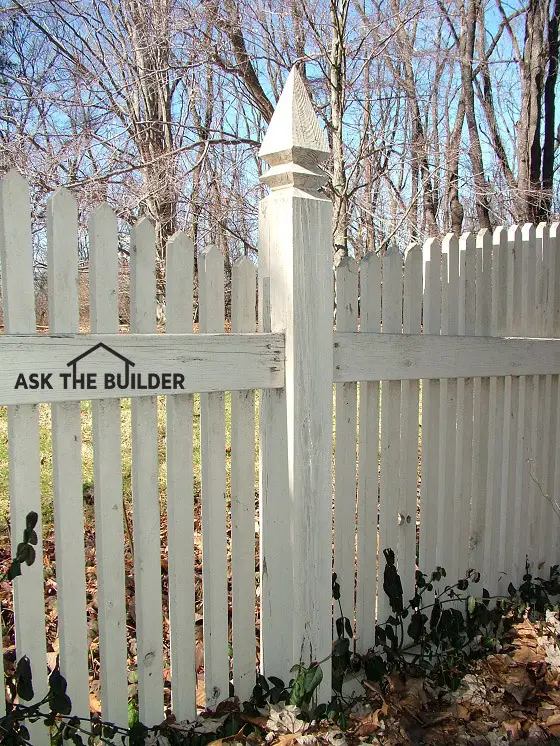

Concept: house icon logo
[[14, 342, 186, 392], [65, 342, 135, 389]]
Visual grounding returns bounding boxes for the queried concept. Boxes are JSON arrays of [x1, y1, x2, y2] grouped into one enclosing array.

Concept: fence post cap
[[259, 67, 330, 191]]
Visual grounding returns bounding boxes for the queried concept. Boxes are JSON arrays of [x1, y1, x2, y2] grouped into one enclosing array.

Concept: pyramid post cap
[[259, 67, 330, 161]]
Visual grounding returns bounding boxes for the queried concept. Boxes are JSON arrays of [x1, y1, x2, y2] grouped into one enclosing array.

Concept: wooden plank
[[378, 248, 402, 624], [454, 233, 475, 579], [333, 256, 358, 628], [502, 226, 521, 581], [0, 171, 49, 746], [547, 223, 560, 568], [356, 251, 381, 651], [511, 225, 535, 579], [198, 245, 229, 709], [89, 203, 128, 727], [470, 229, 492, 576], [47, 188, 89, 718], [332, 334, 560, 382], [130, 218, 164, 725], [485, 226, 507, 597], [419, 238, 441, 573], [438, 235, 459, 577], [534, 225, 548, 570], [399, 245, 421, 614], [258, 218, 292, 682], [165, 231, 196, 722], [230, 256, 257, 703], [0, 333, 284, 404]]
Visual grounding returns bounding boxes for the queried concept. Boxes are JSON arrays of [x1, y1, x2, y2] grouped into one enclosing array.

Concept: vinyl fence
[[1, 67, 560, 740]]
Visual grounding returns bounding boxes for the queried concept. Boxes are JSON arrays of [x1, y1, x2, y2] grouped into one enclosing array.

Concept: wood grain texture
[[199, 245, 229, 709], [165, 231, 196, 721], [378, 248, 402, 625], [230, 257, 257, 702], [0, 171, 49, 746], [89, 203, 128, 727], [258, 206, 293, 683], [0, 333, 284, 404], [334, 256, 358, 629], [130, 219, 165, 725], [47, 188, 90, 718], [438, 235, 459, 578], [399, 245, 421, 615], [356, 251, 381, 651]]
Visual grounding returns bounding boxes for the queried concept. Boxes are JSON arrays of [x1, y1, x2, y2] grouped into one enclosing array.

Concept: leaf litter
[[2, 524, 560, 744]]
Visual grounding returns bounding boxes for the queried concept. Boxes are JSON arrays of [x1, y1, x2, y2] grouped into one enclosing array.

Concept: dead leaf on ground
[[545, 712, 560, 736], [512, 645, 542, 665], [501, 718, 524, 740], [504, 667, 535, 705], [353, 701, 389, 736]]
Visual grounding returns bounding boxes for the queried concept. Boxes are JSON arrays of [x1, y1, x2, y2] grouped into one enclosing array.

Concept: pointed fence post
[[258, 68, 333, 700]]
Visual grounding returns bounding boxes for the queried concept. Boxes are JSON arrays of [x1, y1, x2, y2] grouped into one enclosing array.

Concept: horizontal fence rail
[[333, 333, 560, 381], [0, 333, 284, 403]]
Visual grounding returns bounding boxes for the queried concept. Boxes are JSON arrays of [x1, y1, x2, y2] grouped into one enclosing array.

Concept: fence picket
[[439, 235, 459, 578], [470, 229, 492, 576], [399, 246, 422, 610], [89, 203, 129, 726], [502, 226, 522, 581], [198, 245, 229, 708], [334, 256, 358, 626], [0, 171, 48, 745], [485, 227, 508, 596], [258, 213, 292, 681], [47, 188, 90, 718], [356, 251, 381, 650], [378, 248, 402, 624], [419, 238, 441, 572], [511, 225, 536, 577], [130, 218, 164, 725], [165, 232, 196, 721], [549, 223, 560, 566], [230, 257, 257, 702], [453, 234, 475, 578]]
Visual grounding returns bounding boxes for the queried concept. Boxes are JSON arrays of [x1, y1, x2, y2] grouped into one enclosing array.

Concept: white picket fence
[[1, 67, 560, 737]]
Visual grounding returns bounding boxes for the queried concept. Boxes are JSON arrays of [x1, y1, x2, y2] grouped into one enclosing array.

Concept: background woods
[[0, 0, 559, 275]]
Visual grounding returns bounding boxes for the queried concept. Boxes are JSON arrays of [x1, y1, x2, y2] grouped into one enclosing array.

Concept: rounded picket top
[[133, 215, 156, 243], [48, 185, 77, 213], [508, 223, 521, 241], [0, 168, 30, 219], [1, 167, 27, 190], [232, 256, 256, 332], [492, 224, 507, 244], [550, 221, 560, 238], [359, 248, 380, 267], [404, 242, 421, 261], [199, 243, 223, 271], [522, 222, 536, 241], [232, 254, 256, 282], [90, 200, 117, 227], [167, 230, 193, 255], [476, 227, 492, 242], [334, 252, 357, 273]]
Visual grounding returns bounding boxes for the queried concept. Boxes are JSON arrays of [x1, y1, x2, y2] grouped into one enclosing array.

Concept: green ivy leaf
[[7, 559, 22, 581], [16, 656, 34, 701]]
